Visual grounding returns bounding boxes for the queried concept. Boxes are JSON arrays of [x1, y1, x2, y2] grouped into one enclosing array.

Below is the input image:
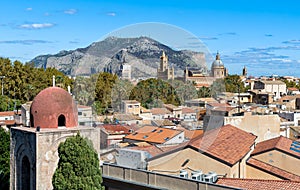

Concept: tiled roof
[[164, 104, 180, 111], [247, 157, 300, 181], [151, 108, 172, 115], [152, 119, 176, 127], [212, 106, 235, 112], [77, 104, 91, 109], [124, 126, 182, 144], [279, 95, 300, 102], [181, 107, 196, 114], [114, 113, 142, 121], [217, 178, 300, 190], [251, 136, 300, 158], [288, 87, 299, 91], [130, 145, 165, 157], [147, 124, 256, 165], [140, 106, 151, 113], [188, 124, 257, 166], [176, 126, 203, 140], [207, 102, 231, 108], [0, 120, 17, 125], [101, 124, 133, 135], [0, 111, 16, 117]]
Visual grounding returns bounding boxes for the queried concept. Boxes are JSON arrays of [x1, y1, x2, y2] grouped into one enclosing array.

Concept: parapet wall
[[101, 163, 238, 190]]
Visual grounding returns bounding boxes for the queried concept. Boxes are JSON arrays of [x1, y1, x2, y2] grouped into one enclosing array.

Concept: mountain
[[31, 36, 206, 78]]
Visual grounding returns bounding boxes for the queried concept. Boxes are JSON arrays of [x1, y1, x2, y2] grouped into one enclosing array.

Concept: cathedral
[[210, 52, 227, 78], [157, 51, 174, 80], [184, 52, 227, 88]]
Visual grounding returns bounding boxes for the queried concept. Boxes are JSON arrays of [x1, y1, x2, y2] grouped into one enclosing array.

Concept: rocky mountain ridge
[[31, 36, 206, 78]]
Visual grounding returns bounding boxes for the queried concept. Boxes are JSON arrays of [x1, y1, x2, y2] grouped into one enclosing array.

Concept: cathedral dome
[[211, 52, 224, 68], [30, 87, 78, 128]]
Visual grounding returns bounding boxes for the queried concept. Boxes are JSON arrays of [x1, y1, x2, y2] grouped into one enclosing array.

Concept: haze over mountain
[[31, 36, 206, 78]]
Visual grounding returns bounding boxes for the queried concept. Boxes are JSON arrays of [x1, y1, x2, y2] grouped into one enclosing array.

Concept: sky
[[1, 0, 300, 77]]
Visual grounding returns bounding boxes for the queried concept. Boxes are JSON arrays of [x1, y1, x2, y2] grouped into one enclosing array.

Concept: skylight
[[290, 141, 300, 153]]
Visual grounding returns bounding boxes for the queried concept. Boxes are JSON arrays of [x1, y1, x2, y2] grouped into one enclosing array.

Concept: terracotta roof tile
[[114, 113, 142, 121], [181, 107, 196, 114], [189, 124, 257, 166], [288, 87, 299, 91], [217, 178, 300, 190], [178, 127, 203, 140], [0, 120, 17, 125], [147, 125, 256, 165], [124, 126, 182, 144], [247, 157, 300, 181], [150, 108, 172, 115], [130, 145, 165, 157], [152, 119, 176, 127], [100, 124, 133, 135], [251, 136, 300, 158], [0, 111, 16, 117]]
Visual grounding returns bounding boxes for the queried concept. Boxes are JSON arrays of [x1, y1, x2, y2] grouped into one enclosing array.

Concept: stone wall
[[10, 126, 100, 190]]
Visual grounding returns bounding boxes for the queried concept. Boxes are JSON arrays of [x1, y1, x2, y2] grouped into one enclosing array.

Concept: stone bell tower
[[10, 87, 100, 190]]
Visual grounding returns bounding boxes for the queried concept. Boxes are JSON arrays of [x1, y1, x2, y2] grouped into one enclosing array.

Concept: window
[[78, 112, 82, 116], [58, 114, 66, 127]]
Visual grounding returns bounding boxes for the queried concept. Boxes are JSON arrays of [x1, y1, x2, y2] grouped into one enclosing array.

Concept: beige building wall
[[122, 101, 141, 116], [246, 164, 281, 180], [253, 150, 300, 175], [148, 148, 239, 177], [224, 112, 280, 142]]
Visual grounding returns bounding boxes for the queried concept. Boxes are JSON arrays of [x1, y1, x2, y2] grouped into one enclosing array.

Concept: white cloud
[[26, 7, 33, 11], [0, 40, 52, 45], [64, 9, 77, 15], [107, 12, 116, 16], [19, 23, 54, 29]]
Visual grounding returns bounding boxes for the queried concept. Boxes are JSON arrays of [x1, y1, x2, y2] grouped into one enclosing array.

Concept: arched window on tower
[[58, 114, 66, 127], [21, 156, 30, 190]]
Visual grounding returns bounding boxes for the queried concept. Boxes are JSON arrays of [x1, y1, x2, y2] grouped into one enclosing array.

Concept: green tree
[[52, 133, 104, 190], [198, 86, 211, 98], [111, 78, 134, 112], [210, 78, 226, 98], [224, 75, 247, 93], [94, 72, 117, 114], [169, 80, 198, 104], [129, 78, 180, 108], [0, 57, 74, 104], [0, 128, 10, 190], [281, 78, 299, 89]]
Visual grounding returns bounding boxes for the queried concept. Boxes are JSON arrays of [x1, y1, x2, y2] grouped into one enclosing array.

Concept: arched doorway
[[21, 156, 30, 190], [58, 114, 66, 127]]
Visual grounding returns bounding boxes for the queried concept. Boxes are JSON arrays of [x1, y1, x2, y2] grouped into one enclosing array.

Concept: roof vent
[[179, 170, 188, 178], [203, 172, 218, 183], [191, 170, 204, 181]]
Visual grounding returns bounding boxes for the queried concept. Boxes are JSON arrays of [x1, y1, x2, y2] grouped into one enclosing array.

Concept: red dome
[[30, 87, 78, 128]]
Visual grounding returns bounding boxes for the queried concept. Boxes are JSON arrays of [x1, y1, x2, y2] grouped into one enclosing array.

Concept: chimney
[[53, 75, 55, 87]]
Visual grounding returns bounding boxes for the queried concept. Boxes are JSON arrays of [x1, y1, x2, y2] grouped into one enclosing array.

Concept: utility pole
[[0, 76, 5, 96]]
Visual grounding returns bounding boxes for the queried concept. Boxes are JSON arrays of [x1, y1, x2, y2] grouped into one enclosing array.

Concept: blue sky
[[1, 0, 300, 77]]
